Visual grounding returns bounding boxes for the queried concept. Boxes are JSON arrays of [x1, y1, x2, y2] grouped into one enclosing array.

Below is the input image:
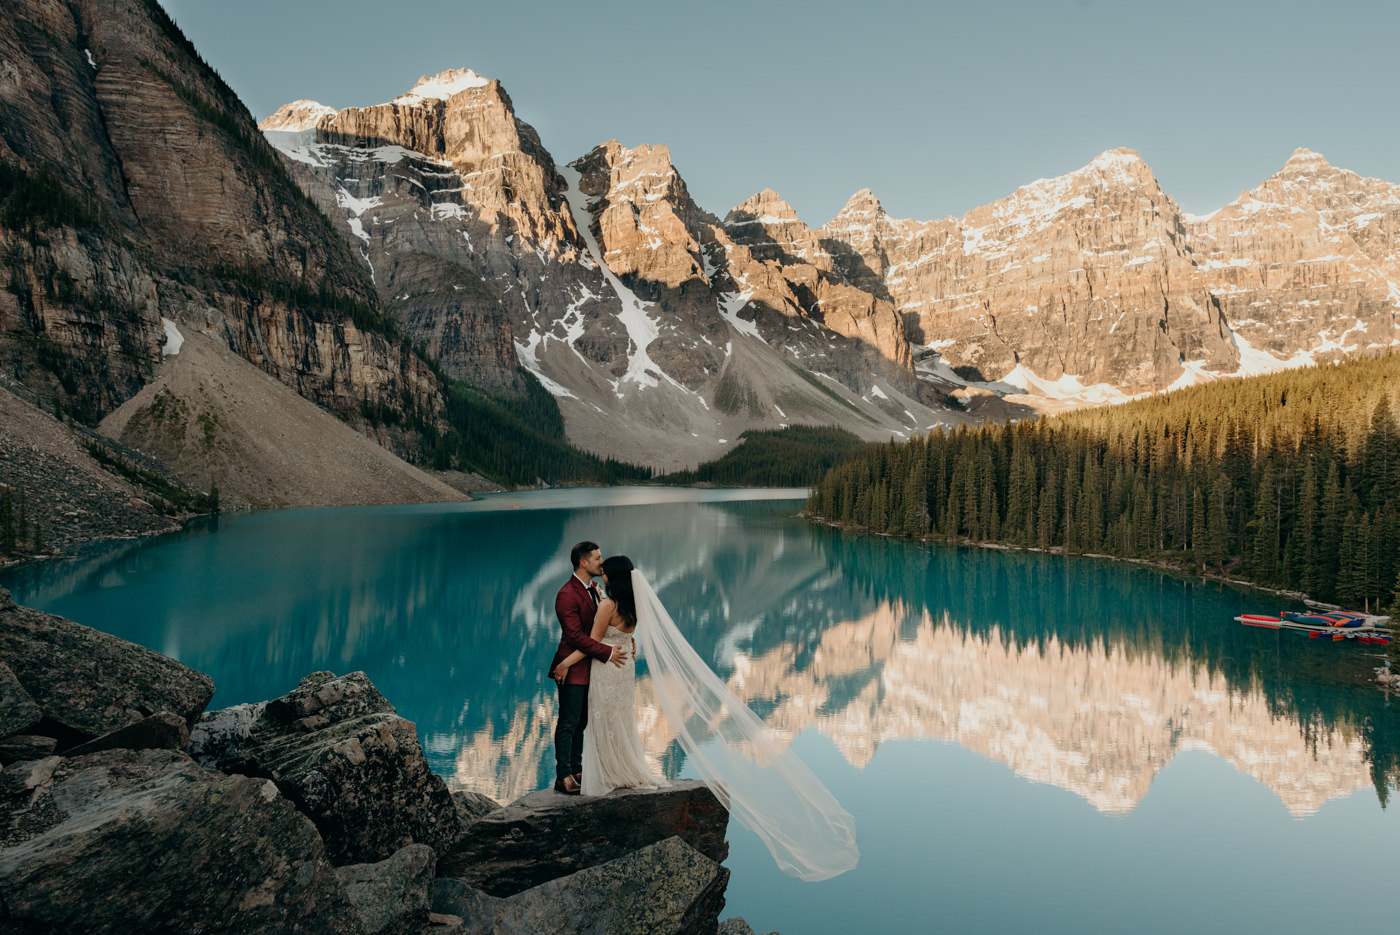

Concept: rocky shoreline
[[0, 587, 775, 934]]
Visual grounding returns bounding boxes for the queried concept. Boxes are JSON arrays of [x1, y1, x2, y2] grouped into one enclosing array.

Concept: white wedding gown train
[[573, 571, 859, 881]]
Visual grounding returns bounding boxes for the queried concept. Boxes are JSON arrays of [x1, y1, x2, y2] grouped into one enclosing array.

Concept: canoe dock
[[1236, 611, 1393, 643]]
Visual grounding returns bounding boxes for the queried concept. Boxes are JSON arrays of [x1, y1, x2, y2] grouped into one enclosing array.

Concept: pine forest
[[808, 354, 1400, 613]]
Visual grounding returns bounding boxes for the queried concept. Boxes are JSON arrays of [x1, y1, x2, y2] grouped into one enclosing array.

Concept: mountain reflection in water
[[4, 491, 1395, 816]]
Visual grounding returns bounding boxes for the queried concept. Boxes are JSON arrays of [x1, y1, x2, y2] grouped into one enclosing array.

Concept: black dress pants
[[554, 682, 589, 781]]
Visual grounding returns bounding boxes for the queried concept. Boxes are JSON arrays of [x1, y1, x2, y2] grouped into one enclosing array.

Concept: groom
[[550, 540, 627, 795]]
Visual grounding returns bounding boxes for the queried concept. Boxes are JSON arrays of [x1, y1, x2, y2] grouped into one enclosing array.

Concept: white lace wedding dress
[[580, 624, 668, 797]]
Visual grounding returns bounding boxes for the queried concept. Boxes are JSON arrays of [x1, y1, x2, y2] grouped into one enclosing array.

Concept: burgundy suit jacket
[[551, 575, 613, 685]]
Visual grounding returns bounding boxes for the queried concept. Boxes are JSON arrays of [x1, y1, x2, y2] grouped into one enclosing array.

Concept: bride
[[551, 555, 859, 882]]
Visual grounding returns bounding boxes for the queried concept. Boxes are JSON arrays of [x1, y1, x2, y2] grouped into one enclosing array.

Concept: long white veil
[[630, 569, 859, 881]]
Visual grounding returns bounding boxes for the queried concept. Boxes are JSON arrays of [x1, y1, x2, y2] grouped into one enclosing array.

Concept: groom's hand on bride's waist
[[609, 647, 628, 666]]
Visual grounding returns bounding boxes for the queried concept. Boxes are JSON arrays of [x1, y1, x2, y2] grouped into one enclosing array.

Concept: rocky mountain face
[[0, 0, 444, 455], [266, 70, 1399, 463], [1185, 149, 1400, 370], [9, 1, 1395, 493], [827, 148, 1399, 400], [263, 73, 956, 470]]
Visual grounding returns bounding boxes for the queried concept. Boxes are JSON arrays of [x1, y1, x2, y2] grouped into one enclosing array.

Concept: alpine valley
[[3, 0, 1399, 533]]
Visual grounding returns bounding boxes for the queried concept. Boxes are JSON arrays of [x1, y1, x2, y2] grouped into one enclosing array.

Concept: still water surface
[[4, 488, 1396, 934]]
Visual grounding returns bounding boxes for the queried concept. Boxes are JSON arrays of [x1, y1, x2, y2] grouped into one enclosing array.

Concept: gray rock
[[0, 748, 361, 934], [718, 919, 779, 935], [0, 733, 59, 765], [439, 780, 727, 897], [0, 596, 214, 745], [435, 836, 727, 935], [452, 789, 502, 830], [431, 878, 503, 927], [0, 660, 40, 738], [337, 843, 436, 935], [424, 913, 467, 934], [186, 699, 267, 768], [192, 671, 460, 865], [64, 710, 189, 757]]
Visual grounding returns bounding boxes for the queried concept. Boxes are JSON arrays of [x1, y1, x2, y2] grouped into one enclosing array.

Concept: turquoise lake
[[3, 487, 1397, 934]]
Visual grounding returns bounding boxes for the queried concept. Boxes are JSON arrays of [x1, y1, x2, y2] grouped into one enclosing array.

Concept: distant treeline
[[809, 354, 1400, 612], [0, 485, 43, 556], [661, 425, 871, 487], [423, 374, 653, 487]]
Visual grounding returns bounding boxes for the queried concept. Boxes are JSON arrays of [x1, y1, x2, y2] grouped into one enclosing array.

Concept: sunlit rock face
[[436, 603, 1371, 817], [828, 151, 1238, 395], [823, 149, 1400, 401], [0, 0, 441, 440], [262, 72, 951, 471], [1185, 149, 1400, 368], [266, 70, 1400, 434]]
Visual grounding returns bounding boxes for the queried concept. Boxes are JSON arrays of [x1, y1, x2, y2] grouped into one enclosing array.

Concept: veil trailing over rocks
[[630, 570, 859, 881]]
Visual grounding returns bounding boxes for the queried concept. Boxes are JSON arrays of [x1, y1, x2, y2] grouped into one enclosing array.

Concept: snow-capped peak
[[1089, 147, 1146, 172], [258, 100, 337, 132], [835, 188, 884, 218], [1283, 147, 1330, 168], [727, 188, 801, 225], [392, 68, 490, 105]]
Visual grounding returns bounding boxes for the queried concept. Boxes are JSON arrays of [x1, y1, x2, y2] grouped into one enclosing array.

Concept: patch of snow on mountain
[[336, 189, 380, 244], [431, 201, 467, 221], [259, 100, 337, 132], [910, 345, 968, 385], [160, 319, 184, 356], [514, 335, 578, 399], [1199, 257, 1257, 269], [262, 129, 330, 166], [393, 69, 489, 105], [993, 365, 1131, 405], [718, 290, 761, 339], [559, 166, 670, 393], [1230, 331, 1315, 377]]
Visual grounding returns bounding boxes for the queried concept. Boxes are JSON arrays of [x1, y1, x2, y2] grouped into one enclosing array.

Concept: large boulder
[[189, 671, 460, 864], [433, 836, 729, 935], [0, 733, 58, 764], [717, 920, 780, 935], [438, 781, 729, 896], [452, 789, 502, 830], [64, 710, 190, 758], [0, 748, 362, 934], [0, 589, 214, 746], [337, 843, 436, 935], [0, 660, 40, 738]]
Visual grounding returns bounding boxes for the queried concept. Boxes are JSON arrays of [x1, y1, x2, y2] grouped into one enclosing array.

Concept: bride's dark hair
[[602, 555, 637, 630]]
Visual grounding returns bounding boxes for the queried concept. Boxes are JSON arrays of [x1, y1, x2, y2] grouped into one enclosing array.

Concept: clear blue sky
[[159, 0, 1397, 226]]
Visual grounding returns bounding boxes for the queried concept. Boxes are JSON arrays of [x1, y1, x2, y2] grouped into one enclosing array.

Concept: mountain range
[[262, 67, 1400, 456], [2, 0, 1397, 520]]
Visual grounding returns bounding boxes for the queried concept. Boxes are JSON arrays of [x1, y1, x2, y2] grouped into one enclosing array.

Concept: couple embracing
[[548, 540, 860, 882]]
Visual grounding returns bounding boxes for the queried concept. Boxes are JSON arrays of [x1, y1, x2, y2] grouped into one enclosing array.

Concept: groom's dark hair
[[570, 541, 599, 570]]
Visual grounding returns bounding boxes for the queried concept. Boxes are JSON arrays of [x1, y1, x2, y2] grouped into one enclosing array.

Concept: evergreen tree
[[805, 352, 1400, 605], [1250, 465, 1281, 582], [1191, 486, 1208, 568], [1204, 474, 1226, 570]]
